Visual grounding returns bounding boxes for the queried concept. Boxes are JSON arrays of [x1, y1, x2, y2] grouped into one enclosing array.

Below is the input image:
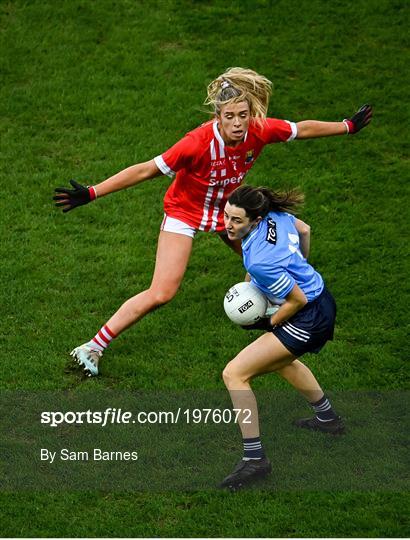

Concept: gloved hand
[[241, 303, 281, 330], [241, 318, 274, 331], [53, 180, 96, 213], [343, 104, 373, 134]]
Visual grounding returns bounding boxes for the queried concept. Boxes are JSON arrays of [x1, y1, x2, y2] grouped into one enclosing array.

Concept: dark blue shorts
[[271, 287, 336, 357]]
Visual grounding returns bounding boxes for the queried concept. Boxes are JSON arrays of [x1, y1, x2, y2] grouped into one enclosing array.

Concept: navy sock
[[243, 436, 265, 460], [310, 394, 338, 422]]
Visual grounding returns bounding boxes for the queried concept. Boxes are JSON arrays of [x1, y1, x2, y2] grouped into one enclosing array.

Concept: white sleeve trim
[[285, 121, 298, 142], [154, 155, 176, 178]]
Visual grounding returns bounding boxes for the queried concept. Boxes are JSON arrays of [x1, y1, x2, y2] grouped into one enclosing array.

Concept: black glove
[[241, 318, 274, 331], [53, 180, 95, 213], [344, 104, 373, 134]]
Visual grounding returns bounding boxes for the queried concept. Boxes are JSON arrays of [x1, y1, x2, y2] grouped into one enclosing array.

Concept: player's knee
[[222, 362, 244, 388], [149, 287, 178, 306], [222, 366, 232, 387]]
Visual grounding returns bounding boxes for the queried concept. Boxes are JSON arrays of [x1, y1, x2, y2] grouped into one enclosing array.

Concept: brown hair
[[228, 185, 304, 220], [204, 67, 272, 121]]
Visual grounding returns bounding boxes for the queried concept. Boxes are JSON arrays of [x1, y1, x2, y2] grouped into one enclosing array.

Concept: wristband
[[343, 119, 354, 134], [88, 186, 97, 200]]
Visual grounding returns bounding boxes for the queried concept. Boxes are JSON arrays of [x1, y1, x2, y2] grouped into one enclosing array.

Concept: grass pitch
[[0, 0, 409, 537]]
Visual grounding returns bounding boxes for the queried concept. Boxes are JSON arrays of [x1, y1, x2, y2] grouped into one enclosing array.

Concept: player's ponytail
[[205, 67, 272, 121], [228, 185, 304, 220]]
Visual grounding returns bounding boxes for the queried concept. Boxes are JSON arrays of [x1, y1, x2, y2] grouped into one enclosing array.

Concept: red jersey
[[154, 118, 297, 232]]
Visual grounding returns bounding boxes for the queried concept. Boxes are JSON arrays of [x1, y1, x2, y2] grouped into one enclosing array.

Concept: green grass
[[1, 0, 409, 536], [0, 492, 407, 538]]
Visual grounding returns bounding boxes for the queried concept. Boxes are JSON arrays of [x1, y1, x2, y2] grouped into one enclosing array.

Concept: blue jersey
[[241, 211, 324, 302]]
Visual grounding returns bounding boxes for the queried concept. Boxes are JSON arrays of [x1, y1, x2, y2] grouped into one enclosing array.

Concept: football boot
[[70, 343, 102, 377], [294, 415, 345, 435], [219, 457, 272, 490]]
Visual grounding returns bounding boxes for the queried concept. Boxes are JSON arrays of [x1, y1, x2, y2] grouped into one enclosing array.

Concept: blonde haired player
[[54, 67, 372, 376]]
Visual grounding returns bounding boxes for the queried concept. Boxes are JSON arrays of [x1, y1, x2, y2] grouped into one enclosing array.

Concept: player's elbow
[[295, 295, 308, 310], [301, 296, 308, 307], [288, 289, 308, 310]]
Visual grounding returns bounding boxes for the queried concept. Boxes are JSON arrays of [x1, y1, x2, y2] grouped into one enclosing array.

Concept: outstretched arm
[[296, 104, 373, 139], [296, 120, 346, 138], [94, 159, 161, 197], [54, 159, 161, 213]]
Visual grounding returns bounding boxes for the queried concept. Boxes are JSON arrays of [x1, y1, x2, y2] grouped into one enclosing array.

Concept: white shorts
[[160, 214, 197, 238]]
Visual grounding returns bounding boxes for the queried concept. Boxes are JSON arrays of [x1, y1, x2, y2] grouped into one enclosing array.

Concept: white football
[[223, 282, 268, 326]]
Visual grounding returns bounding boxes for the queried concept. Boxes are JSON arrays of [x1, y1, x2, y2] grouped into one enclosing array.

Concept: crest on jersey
[[245, 150, 254, 164], [266, 218, 277, 244]]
